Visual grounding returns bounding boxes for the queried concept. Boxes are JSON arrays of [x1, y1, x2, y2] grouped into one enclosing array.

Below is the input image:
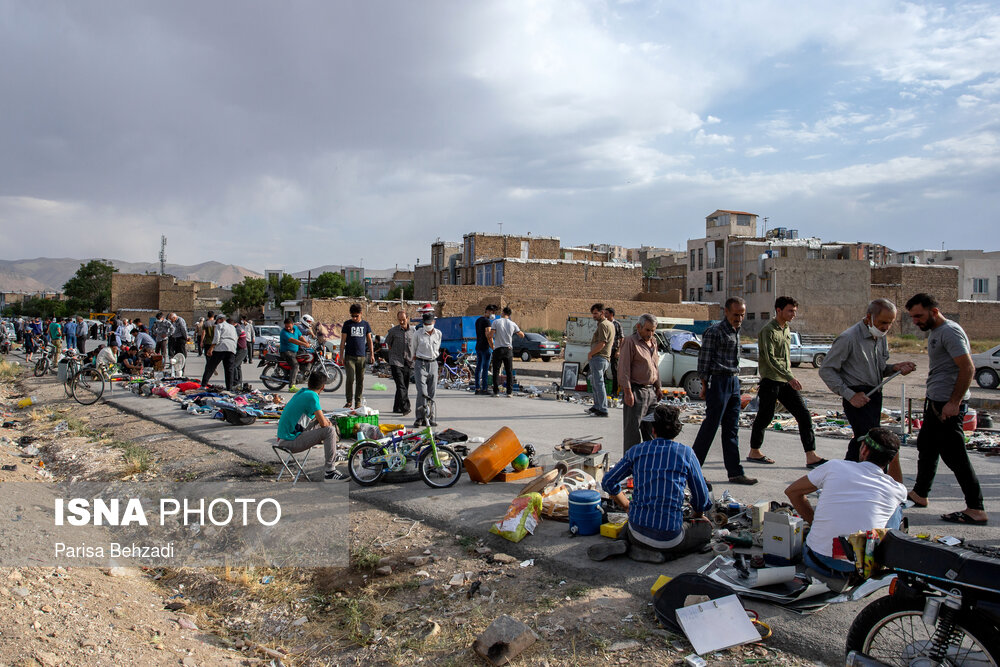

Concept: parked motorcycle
[[845, 530, 1000, 665], [258, 341, 343, 392]]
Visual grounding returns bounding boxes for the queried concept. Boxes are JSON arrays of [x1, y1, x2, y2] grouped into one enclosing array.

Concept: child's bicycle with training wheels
[[348, 425, 463, 488]]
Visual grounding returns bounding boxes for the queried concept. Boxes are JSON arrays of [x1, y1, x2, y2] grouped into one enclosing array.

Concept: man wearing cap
[[408, 312, 442, 427], [202, 314, 238, 390], [785, 427, 907, 577], [589, 404, 713, 563]]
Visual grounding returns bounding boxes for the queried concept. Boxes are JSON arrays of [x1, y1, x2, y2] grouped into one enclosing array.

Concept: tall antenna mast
[[159, 235, 167, 275]]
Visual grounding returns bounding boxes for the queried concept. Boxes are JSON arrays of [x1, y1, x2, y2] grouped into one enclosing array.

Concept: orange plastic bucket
[[463, 426, 524, 483]]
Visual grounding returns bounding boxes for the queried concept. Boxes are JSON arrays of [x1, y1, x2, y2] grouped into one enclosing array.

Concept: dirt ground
[[0, 357, 816, 666]]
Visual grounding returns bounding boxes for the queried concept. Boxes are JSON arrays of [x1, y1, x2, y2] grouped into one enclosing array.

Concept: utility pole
[[159, 235, 167, 275]]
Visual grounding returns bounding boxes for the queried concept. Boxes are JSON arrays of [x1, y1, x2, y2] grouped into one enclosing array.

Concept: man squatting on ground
[[819, 298, 916, 482], [408, 312, 442, 427], [619, 313, 660, 452], [905, 293, 988, 526], [748, 296, 826, 469], [691, 297, 757, 485], [589, 404, 713, 563], [383, 310, 414, 416], [785, 427, 906, 578], [276, 371, 345, 481]]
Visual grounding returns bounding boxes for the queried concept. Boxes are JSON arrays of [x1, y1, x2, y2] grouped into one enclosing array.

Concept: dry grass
[[890, 335, 1000, 354], [0, 359, 22, 382]]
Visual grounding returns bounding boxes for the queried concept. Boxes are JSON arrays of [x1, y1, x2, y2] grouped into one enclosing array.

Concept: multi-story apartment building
[[892, 249, 1000, 301]]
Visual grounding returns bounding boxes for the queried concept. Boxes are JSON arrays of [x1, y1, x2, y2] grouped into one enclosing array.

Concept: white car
[[254, 325, 282, 358], [972, 344, 1000, 390]]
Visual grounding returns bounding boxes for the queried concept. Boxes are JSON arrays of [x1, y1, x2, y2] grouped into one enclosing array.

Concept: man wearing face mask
[[819, 298, 916, 479], [408, 312, 443, 427]]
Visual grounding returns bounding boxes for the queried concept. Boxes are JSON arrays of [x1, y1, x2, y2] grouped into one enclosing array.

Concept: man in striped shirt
[[589, 404, 713, 563]]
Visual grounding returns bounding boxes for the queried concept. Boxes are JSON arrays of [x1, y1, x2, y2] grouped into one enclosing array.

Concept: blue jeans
[[66, 334, 76, 350], [692, 374, 744, 478], [589, 356, 609, 414], [475, 346, 491, 392]]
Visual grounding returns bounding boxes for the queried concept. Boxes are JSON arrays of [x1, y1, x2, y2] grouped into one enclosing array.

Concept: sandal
[[940, 511, 987, 526], [806, 458, 829, 469], [746, 455, 775, 464], [907, 491, 928, 508]]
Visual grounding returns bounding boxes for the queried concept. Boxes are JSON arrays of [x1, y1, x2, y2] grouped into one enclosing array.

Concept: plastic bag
[[539, 469, 597, 520], [490, 493, 542, 543]]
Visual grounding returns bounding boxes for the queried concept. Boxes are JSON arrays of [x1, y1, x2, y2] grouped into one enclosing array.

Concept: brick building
[[110, 273, 231, 324]]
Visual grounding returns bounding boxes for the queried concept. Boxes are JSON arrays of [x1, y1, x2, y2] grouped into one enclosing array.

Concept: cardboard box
[[750, 501, 770, 532], [600, 520, 627, 539], [762, 512, 803, 560]]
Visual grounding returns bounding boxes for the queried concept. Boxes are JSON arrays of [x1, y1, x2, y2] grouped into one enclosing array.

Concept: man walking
[[75, 315, 87, 353], [408, 312, 442, 427], [168, 313, 188, 357], [201, 311, 215, 357], [339, 304, 375, 409], [232, 317, 249, 386], [905, 293, 987, 525], [748, 296, 825, 468], [48, 317, 64, 364], [618, 313, 661, 451], [586, 303, 614, 417], [384, 310, 414, 416], [151, 312, 173, 358], [474, 304, 497, 395], [692, 297, 756, 485], [605, 307, 624, 399], [202, 314, 237, 391], [194, 317, 205, 356], [819, 298, 915, 480], [490, 306, 524, 397]]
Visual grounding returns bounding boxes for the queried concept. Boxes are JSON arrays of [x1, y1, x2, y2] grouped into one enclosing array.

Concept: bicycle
[[68, 364, 107, 406], [33, 343, 55, 377], [440, 351, 474, 384], [348, 425, 463, 488], [62, 348, 85, 397]]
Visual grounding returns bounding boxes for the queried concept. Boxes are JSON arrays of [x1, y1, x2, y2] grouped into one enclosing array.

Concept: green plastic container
[[336, 413, 380, 438]]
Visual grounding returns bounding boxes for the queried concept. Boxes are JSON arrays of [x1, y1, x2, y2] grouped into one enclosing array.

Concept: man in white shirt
[[490, 306, 525, 397], [785, 427, 906, 577], [407, 312, 443, 427], [202, 314, 238, 390]]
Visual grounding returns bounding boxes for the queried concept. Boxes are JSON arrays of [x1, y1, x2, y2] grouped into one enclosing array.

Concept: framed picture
[[561, 362, 580, 391]]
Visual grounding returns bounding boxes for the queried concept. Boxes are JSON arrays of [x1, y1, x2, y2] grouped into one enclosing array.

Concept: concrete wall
[[413, 265, 435, 301], [741, 258, 871, 336]]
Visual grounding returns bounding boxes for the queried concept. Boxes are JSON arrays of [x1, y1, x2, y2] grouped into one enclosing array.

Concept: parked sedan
[[255, 325, 282, 358], [513, 332, 561, 362], [972, 344, 1000, 389]]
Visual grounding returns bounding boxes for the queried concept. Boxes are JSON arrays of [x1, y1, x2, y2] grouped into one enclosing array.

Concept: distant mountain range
[[0, 258, 397, 293]]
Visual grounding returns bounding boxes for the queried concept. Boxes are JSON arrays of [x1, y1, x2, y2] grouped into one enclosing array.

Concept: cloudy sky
[[2, 0, 998, 272]]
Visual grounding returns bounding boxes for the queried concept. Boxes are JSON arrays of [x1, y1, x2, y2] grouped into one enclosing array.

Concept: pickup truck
[[564, 315, 758, 397], [740, 331, 830, 368]]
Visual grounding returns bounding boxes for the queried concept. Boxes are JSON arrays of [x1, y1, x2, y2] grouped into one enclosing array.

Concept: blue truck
[[434, 316, 481, 358]]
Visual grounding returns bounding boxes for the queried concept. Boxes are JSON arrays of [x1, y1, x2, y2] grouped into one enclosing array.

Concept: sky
[[2, 0, 999, 272]]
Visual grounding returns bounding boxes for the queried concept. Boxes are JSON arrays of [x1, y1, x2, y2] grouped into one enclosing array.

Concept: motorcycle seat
[[263, 353, 282, 363], [876, 530, 1000, 593]]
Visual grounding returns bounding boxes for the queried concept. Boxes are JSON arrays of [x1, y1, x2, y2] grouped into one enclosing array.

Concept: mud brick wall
[[500, 261, 642, 300], [470, 234, 560, 261], [956, 301, 1000, 339], [304, 298, 440, 338], [111, 274, 161, 311], [872, 265, 961, 336], [414, 265, 435, 301]]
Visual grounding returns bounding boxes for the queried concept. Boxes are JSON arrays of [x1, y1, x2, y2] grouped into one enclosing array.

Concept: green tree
[[310, 271, 346, 298], [385, 281, 414, 300], [268, 273, 301, 303], [62, 259, 116, 313], [345, 280, 365, 298], [231, 277, 269, 309], [18, 297, 69, 318]]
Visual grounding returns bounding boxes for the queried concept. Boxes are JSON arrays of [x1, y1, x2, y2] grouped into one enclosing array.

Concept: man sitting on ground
[[276, 371, 345, 481], [785, 427, 907, 577], [117, 346, 143, 374], [589, 404, 713, 563]]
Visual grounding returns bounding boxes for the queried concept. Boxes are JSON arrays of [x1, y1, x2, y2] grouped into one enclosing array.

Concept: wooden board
[[494, 467, 542, 482]]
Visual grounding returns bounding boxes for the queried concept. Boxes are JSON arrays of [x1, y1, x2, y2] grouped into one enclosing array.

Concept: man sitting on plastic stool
[[589, 404, 713, 563], [785, 427, 906, 578], [276, 371, 346, 481]]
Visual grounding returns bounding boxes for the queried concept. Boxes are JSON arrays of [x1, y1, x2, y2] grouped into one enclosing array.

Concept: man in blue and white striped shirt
[[590, 404, 714, 563]]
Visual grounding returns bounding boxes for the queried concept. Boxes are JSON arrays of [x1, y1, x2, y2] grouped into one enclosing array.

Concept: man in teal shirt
[[48, 317, 64, 364], [276, 372, 344, 481], [748, 296, 825, 468], [279, 317, 311, 393]]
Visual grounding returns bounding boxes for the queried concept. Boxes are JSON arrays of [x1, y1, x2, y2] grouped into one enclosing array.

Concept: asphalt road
[[82, 349, 1000, 663]]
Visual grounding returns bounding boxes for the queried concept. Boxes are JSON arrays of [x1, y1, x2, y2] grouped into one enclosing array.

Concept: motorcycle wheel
[[846, 594, 1000, 665], [33, 358, 48, 377], [322, 362, 343, 392], [259, 364, 287, 391], [348, 442, 386, 486]]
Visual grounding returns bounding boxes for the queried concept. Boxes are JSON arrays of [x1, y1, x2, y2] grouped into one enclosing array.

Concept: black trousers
[[913, 400, 983, 510], [169, 337, 187, 357], [609, 354, 620, 396], [843, 385, 883, 461], [491, 347, 514, 395], [391, 364, 411, 413], [202, 350, 235, 390], [750, 378, 815, 452]]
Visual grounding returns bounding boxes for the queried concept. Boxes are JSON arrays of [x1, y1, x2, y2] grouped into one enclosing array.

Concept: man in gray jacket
[[202, 314, 238, 390]]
